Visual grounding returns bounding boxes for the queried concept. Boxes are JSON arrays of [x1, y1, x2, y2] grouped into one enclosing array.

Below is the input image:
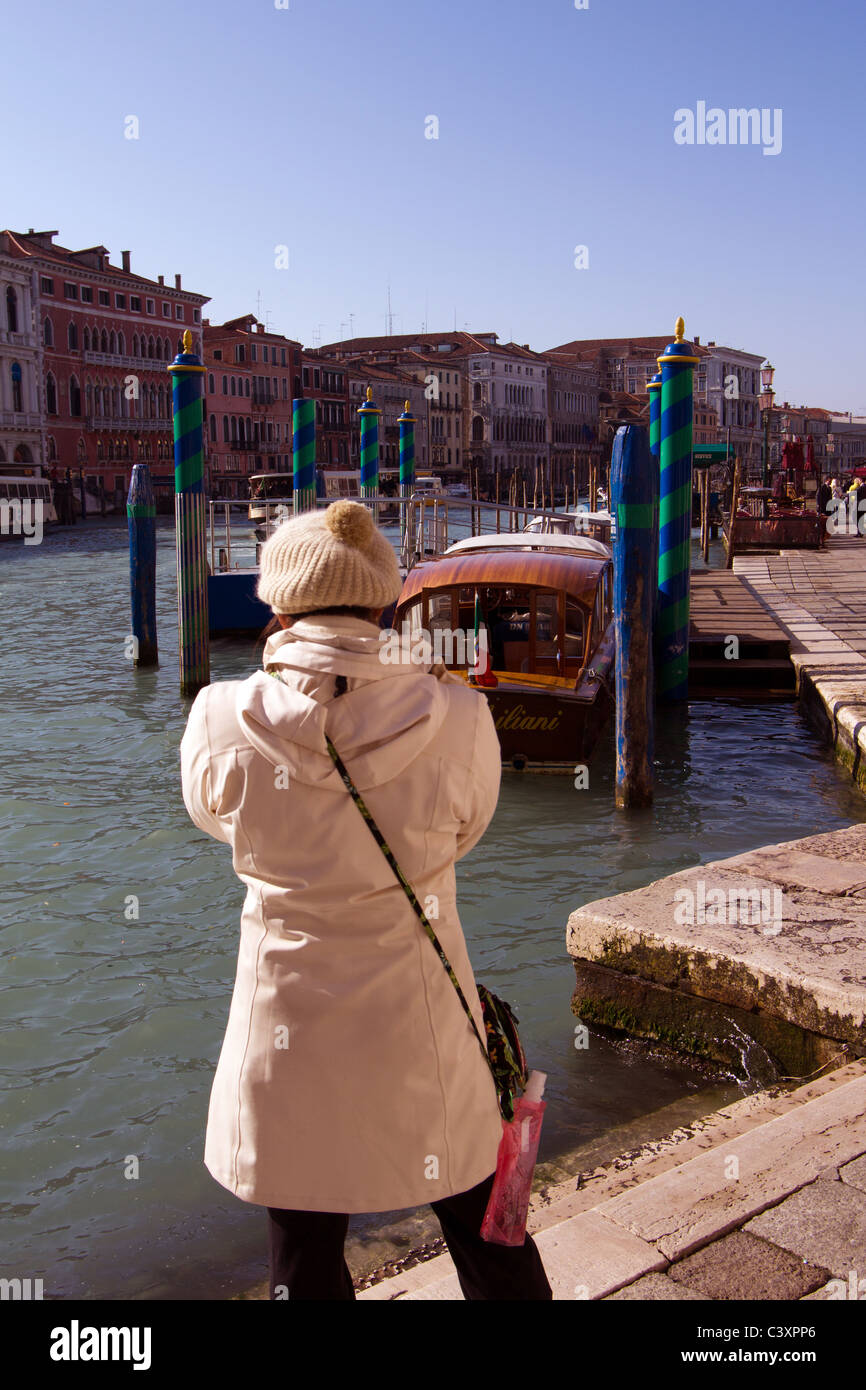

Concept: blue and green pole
[[647, 371, 662, 622], [126, 462, 158, 666], [168, 329, 209, 697], [293, 398, 316, 513], [612, 424, 655, 808], [398, 399, 416, 555], [358, 386, 381, 519], [657, 318, 699, 702]]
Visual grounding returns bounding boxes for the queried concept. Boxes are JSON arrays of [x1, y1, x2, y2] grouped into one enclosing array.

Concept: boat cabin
[[395, 548, 612, 683]]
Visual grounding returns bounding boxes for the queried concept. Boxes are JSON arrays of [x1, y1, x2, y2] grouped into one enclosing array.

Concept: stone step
[[359, 1063, 866, 1300]]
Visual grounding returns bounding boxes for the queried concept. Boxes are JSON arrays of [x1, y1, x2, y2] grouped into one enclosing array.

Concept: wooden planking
[[689, 571, 789, 646]]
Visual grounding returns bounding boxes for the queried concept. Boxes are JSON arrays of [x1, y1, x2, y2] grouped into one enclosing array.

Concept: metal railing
[[207, 492, 604, 577]]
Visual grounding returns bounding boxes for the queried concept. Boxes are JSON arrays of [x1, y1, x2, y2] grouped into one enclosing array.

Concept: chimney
[[694, 334, 700, 345], [157, 275, 164, 286], [175, 273, 182, 289], [121, 250, 131, 272]]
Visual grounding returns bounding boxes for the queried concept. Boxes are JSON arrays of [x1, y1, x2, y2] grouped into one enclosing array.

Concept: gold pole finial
[[405, 399, 410, 412], [674, 316, 685, 343], [182, 328, 193, 353], [366, 386, 373, 402]]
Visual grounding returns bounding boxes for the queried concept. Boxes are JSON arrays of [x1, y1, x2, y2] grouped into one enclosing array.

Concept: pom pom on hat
[[256, 500, 402, 616], [324, 499, 375, 548]]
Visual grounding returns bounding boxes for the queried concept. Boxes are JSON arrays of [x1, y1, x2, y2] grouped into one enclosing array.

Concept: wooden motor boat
[[393, 541, 614, 771]]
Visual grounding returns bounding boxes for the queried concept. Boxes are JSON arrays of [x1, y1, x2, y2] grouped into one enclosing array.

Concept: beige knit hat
[[256, 500, 403, 615]]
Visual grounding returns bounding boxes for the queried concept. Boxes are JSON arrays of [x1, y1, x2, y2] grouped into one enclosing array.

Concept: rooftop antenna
[[349, 312, 355, 339], [256, 289, 263, 322], [387, 282, 394, 336]]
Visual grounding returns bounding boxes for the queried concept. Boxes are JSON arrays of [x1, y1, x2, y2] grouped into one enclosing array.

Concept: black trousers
[[267, 1170, 552, 1300]]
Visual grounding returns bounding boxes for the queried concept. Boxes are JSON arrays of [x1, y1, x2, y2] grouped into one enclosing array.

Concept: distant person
[[180, 500, 551, 1301]]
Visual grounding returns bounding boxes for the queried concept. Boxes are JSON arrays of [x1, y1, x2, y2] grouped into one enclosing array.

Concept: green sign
[[693, 443, 736, 468]]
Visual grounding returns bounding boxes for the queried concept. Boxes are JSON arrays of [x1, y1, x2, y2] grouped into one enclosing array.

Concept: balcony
[[85, 416, 169, 432], [0, 330, 35, 349], [84, 350, 152, 371], [0, 410, 41, 429], [228, 438, 256, 451], [251, 391, 274, 409]]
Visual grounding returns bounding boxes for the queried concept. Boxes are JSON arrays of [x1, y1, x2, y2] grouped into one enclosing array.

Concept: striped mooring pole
[[656, 317, 700, 701], [168, 329, 209, 697], [358, 386, 381, 519], [612, 424, 655, 809], [647, 371, 662, 622], [126, 462, 158, 666], [292, 397, 316, 514], [398, 399, 416, 557]]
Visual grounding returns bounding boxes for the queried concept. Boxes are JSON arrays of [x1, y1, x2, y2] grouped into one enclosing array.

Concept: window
[[213, 349, 223, 361], [231, 377, 236, 396], [175, 304, 184, 320], [162, 302, 171, 317], [193, 309, 200, 323], [43, 318, 53, 347], [46, 374, 57, 414], [130, 296, 141, 312], [11, 362, 23, 412], [78, 286, 93, 304], [68, 323, 78, 350], [64, 282, 78, 300], [98, 290, 110, 307], [235, 344, 244, 361], [251, 344, 257, 363], [146, 298, 155, 314], [303, 367, 310, 388], [69, 375, 82, 417], [41, 276, 55, 295], [281, 348, 287, 366], [115, 293, 126, 308]]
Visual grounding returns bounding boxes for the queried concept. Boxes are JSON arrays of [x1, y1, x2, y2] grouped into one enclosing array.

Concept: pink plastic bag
[[480, 1071, 547, 1246]]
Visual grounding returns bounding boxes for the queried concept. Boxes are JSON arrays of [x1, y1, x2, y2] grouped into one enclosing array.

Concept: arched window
[[223, 415, 229, 442], [209, 414, 216, 442], [83, 326, 91, 351], [222, 375, 227, 395], [47, 436, 57, 461], [46, 373, 58, 415], [11, 362, 23, 412], [6, 285, 18, 332], [231, 376, 236, 396], [158, 385, 165, 417], [245, 379, 250, 397], [85, 383, 93, 415], [69, 375, 82, 417], [44, 317, 54, 347], [77, 437, 87, 462], [208, 373, 215, 394], [472, 415, 484, 442], [100, 329, 108, 354], [68, 322, 78, 350], [473, 382, 481, 401], [133, 334, 140, 358], [118, 332, 125, 355], [109, 331, 116, 354], [148, 335, 155, 359]]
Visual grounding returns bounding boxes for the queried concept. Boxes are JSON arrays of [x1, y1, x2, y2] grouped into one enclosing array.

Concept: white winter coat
[[180, 615, 503, 1213]]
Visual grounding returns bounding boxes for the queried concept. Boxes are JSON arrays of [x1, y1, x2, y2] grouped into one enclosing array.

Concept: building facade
[[204, 316, 301, 498], [1, 229, 208, 510], [0, 254, 43, 474], [544, 356, 602, 492]]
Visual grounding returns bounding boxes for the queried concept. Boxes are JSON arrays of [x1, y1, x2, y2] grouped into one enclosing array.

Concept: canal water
[[2, 518, 864, 1299]]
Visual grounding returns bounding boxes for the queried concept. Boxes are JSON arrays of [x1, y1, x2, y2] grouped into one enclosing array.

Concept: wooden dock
[[688, 570, 795, 698]]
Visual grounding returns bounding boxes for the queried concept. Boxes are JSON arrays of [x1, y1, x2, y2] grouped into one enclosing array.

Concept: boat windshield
[[249, 475, 293, 499], [401, 585, 589, 677]]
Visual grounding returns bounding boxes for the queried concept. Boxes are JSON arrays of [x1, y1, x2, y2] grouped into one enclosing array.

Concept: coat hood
[[234, 615, 456, 790]]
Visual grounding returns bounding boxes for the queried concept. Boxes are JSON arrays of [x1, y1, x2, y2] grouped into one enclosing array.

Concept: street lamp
[[760, 362, 775, 490]]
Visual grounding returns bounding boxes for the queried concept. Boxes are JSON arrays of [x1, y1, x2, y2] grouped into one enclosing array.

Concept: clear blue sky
[[4, 0, 863, 409]]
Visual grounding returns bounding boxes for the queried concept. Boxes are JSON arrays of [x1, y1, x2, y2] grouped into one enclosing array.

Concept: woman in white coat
[[180, 500, 551, 1300]]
